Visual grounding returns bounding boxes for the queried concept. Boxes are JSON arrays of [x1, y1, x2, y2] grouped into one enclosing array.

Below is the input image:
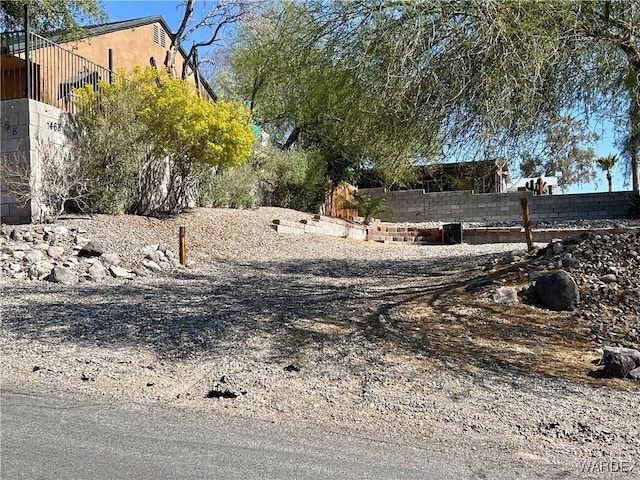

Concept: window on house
[[153, 25, 159, 45], [160, 31, 166, 48]]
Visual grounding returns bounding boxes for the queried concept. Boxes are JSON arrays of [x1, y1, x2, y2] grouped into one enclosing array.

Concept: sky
[[99, 0, 631, 195]]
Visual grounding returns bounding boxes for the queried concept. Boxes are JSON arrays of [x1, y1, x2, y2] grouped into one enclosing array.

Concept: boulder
[[88, 261, 106, 281], [48, 265, 78, 285], [109, 265, 135, 279], [78, 241, 106, 257], [602, 346, 640, 367], [602, 353, 636, 379], [535, 270, 580, 311]]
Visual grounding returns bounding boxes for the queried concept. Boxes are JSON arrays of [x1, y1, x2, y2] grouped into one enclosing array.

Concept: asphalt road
[[1, 389, 579, 480]]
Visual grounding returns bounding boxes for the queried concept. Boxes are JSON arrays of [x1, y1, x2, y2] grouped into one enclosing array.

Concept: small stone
[[24, 250, 44, 263], [491, 286, 519, 305], [145, 251, 161, 263], [600, 274, 617, 284], [34, 261, 55, 278], [47, 246, 65, 259], [12, 251, 26, 261], [88, 261, 106, 281], [109, 265, 135, 279], [142, 259, 162, 272], [100, 253, 120, 266]]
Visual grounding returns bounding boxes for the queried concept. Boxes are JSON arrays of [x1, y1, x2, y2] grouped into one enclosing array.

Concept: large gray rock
[[78, 241, 106, 257], [109, 265, 135, 279], [603, 353, 636, 379], [88, 260, 106, 281], [602, 346, 640, 368], [535, 270, 580, 311], [48, 265, 78, 285]]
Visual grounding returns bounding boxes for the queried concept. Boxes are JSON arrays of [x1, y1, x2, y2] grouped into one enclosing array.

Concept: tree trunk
[[606, 171, 612, 192], [630, 103, 639, 192]]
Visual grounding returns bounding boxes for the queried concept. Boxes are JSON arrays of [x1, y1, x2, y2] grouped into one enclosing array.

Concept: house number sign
[[47, 121, 63, 132]]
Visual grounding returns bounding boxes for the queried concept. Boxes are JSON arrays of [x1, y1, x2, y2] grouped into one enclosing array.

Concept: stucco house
[[1, 15, 216, 223]]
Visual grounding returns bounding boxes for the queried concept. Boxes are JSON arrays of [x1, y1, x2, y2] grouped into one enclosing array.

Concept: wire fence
[[1, 30, 113, 113]]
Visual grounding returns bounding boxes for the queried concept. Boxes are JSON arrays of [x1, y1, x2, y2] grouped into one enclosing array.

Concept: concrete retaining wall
[[1, 99, 73, 224], [358, 188, 633, 223]]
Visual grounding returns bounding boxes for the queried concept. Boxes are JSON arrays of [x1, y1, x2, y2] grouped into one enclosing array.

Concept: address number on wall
[[47, 121, 63, 132]]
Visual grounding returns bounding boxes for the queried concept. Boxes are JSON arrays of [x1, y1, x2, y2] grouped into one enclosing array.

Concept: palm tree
[[340, 192, 391, 224], [595, 154, 618, 193]]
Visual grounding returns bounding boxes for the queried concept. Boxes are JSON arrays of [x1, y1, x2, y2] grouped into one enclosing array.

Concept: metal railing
[[1, 30, 113, 113]]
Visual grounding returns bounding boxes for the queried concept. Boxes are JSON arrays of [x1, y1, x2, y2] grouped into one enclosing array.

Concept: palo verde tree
[[227, 1, 639, 191], [227, 2, 434, 190], [74, 67, 255, 215]]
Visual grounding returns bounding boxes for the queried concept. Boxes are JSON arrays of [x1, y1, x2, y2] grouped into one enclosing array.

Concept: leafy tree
[[0, 0, 106, 38], [254, 145, 326, 212], [227, 2, 433, 190], [73, 67, 254, 215], [518, 115, 599, 189], [596, 154, 619, 193], [226, 1, 639, 191]]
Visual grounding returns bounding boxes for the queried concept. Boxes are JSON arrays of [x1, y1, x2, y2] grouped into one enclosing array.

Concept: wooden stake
[[520, 198, 534, 252], [179, 226, 186, 266]]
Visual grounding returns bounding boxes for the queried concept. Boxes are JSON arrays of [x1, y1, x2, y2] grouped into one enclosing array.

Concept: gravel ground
[[1, 207, 638, 478]]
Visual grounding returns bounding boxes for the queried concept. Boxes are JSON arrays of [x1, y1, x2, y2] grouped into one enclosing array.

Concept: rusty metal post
[[179, 226, 186, 266], [520, 198, 534, 252]]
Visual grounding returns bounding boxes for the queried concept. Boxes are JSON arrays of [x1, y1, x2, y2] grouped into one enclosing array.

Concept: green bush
[[340, 192, 391, 223], [256, 146, 326, 212], [198, 163, 258, 209]]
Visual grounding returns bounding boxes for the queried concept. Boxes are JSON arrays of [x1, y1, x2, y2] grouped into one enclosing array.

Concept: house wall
[[1, 20, 207, 109], [61, 22, 176, 73], [358, 188, 633, 223], [60, 22, 202, 94], [1, 98, 71, 224]]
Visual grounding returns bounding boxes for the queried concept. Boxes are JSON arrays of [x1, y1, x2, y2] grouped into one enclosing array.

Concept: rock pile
[[0, 224, 180, 284], [484, 229, 640, 378], [523, 230, 640, 338]]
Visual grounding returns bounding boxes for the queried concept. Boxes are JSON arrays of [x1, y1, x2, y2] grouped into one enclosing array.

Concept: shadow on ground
[[0, 252, 624, 386]]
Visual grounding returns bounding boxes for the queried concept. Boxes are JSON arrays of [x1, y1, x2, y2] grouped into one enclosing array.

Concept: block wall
[[1, 99, 72, 224], [358, 188, 634, 223]]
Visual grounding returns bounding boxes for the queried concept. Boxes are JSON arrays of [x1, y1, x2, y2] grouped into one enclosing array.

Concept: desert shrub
[[340, 192, 391, 223], [255, 146, 326, 212], [198, 163, 258, 208], [73, 67, 254, 215], [0, 136, 93, 222]]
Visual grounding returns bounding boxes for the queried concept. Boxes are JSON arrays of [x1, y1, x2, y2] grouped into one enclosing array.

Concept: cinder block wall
[[1, 99, 32, 224], [358, 188, 634, 223], [1, 99, 72, 224]]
